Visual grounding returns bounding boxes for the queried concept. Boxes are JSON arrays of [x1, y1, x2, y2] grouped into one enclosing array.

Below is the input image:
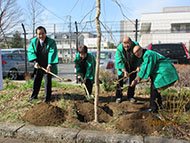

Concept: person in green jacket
[[131, 45, 179, 113], [74, 45, 96, 96], [115, 36, 142, 103], [27, 26, 58, 103]]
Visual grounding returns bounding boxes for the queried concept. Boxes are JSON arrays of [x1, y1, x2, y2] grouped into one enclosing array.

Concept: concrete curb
[[0, 122, 189, 143]]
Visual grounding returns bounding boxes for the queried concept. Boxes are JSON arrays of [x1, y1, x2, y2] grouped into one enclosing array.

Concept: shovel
[[80, 76, 94, 100], [24, 72, 32, 81], [115, 79, 149, 90], [107, 70, 137, 86], [40, 67, 72, 82]]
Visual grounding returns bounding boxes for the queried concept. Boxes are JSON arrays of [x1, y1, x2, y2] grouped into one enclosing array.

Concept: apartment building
[[120, 6, 190, 51]]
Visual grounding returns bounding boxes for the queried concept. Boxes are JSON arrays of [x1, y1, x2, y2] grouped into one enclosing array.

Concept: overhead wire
[[35, 0, 66, 22], [112, 0, 135, 25], [68, 0, 80, 14]]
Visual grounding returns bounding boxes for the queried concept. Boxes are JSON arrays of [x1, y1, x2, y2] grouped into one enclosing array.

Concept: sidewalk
[[0, 122, 189, 143]]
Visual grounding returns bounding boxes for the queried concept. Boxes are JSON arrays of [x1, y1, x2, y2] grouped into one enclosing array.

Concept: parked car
[[90, 49, 116, 73], [146, 43, 190, 64], [1, 48, 34, 80]]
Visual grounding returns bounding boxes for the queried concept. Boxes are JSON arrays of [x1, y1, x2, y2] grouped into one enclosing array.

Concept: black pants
[[116, 72, 136, 99], [150, 81, 162, 110], [30, 69, 52, 102], [85, 79, 93, 95]]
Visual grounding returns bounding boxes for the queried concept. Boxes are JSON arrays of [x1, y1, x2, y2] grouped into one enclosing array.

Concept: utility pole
[[54, 24, 56, 39], [69, 16, 72, 61], [21, 23, 27, 74], [75, 21, 78, 52], [135, 19, 138, 41]]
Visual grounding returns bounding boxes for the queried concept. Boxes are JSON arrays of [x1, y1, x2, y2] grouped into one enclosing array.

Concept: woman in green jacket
[[27, 26, 58, 103], [74, 45, 96, 96], [131, 45, 179, 113]]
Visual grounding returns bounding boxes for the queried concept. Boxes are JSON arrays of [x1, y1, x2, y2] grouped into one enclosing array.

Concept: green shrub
[[100, 70, 117, 91]]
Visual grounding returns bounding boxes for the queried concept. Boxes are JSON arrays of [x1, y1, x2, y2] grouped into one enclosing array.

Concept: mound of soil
[[75, 101, 110, 123], [116, 112, 161, 135], [175, 64, 190, 87], [22, 102, 66, 126]]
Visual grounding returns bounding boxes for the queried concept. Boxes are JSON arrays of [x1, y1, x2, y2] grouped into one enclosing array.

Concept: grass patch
[[3, 79, 19, 89], [0, 92, 15, 106], [20, 80, 33, 90]]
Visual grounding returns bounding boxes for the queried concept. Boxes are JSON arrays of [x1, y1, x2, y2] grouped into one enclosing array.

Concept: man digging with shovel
[[115, 36, 142, 103], [74, 45, 96, 100], [27, 26, 58, 103], [131, 45, 179, 113]]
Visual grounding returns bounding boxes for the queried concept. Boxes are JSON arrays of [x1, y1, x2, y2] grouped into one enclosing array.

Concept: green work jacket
[[138, 50, 179, 89], [74, 52, 96, 83], [27, 37, 58, 74], [115, 41, 142, 76]]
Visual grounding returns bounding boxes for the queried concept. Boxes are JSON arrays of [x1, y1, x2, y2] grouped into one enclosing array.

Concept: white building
[[120, 20, 138, 42], [49, 32, 97, 61], [84, 37, 110, 50], [120, 6, 190, 51], [140, 6, 190, 50]]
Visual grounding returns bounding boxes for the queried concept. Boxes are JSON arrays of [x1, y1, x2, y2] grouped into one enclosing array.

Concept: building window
[[140, 23, 151, 33], [186, 24, 190, 32], [171, 23, 190, 33]]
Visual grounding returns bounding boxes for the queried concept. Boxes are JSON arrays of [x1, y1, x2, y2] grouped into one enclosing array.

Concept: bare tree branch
[[112, 0, 135, 25], [26, 0, 44, 38], [100, 20, 118, 45], [0, 0, 23, 45]]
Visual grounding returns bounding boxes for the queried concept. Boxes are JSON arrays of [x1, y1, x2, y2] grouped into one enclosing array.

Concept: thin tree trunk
[[94, 0, 101, 122]]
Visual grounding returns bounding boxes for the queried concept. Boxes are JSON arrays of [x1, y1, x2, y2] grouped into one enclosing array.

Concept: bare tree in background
[[0, 0, 22, 43], [27, 0, 43, 38], [94, 0, 101, 123]]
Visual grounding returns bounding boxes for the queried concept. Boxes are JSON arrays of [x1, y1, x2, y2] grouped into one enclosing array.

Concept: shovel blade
[[24, 72, 31, 81]]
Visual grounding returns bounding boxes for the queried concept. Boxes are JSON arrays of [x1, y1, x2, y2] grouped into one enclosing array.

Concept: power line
[[68, 0, 80, 14], [112, 0, 135, 25], [35, 0, 66, 22]]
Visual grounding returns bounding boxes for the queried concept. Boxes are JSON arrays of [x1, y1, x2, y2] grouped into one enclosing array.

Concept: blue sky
[[16, 0, 190, 41], [17, 0, 190, 23]]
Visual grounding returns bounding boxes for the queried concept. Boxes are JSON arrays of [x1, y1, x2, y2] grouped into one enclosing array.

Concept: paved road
[[57, 63, 76, 82]]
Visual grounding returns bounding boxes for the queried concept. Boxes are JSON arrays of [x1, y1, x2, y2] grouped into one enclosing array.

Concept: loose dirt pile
[[22, 102, 66, 126], [116, 111, 161, 134], [20, 64, 190, 139], [175, 64, 190, 87], [22, 97, 164, 135], [75, 101, 110, 123]]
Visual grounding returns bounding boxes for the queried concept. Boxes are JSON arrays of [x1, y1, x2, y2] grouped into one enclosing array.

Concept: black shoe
[[45, 99, 51, 104], [45, 101, 50, 104], [27, 96, 38, 102], [143, 108, 158, 113]]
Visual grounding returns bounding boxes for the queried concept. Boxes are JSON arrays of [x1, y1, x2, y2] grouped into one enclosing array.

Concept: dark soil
[[116, 111, 161, 134], [22, 102, 66, 126], [20, 64, 190, 140], [175, 64, 190, 87], [22, 96, 161, 135], [75, 101, 110, 123]]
